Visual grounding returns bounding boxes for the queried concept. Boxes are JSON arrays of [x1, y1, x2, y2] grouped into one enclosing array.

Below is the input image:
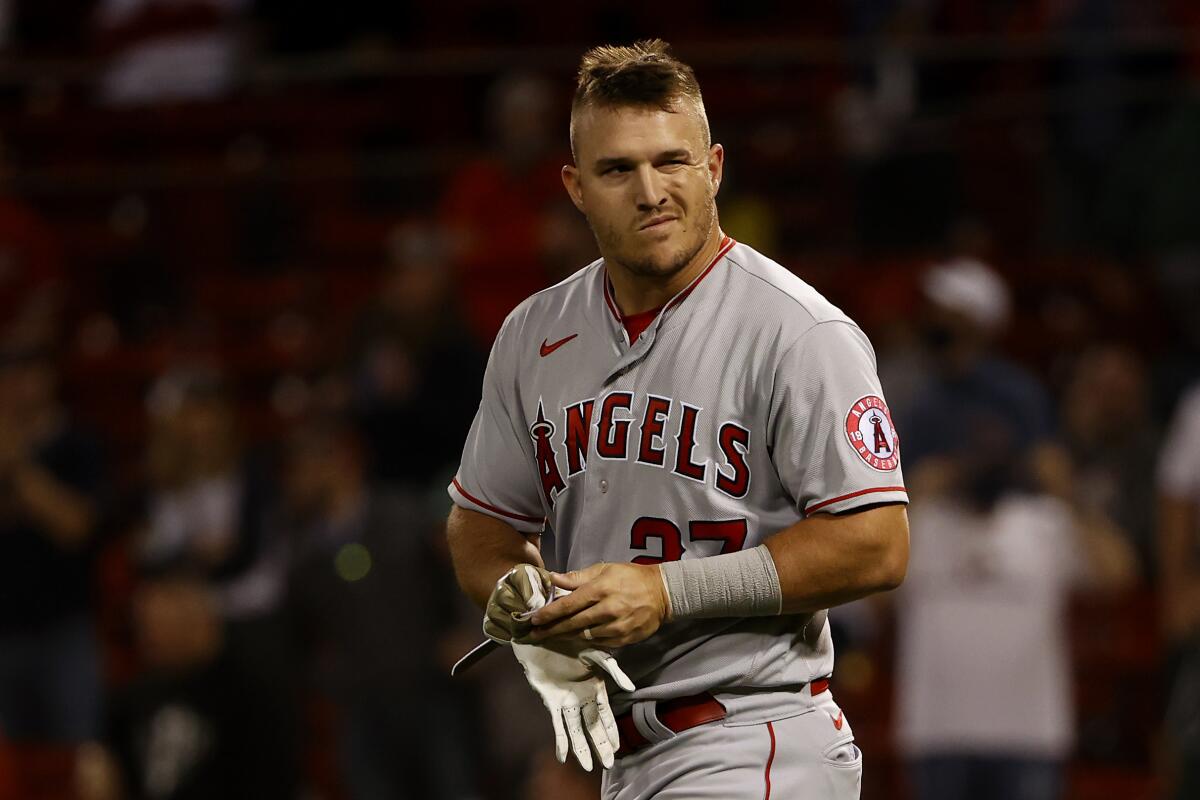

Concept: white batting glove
[[511, 642, 635, 770]]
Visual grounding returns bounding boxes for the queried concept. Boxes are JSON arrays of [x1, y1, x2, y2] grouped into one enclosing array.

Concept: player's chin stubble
[[591, 194, 716, 281]]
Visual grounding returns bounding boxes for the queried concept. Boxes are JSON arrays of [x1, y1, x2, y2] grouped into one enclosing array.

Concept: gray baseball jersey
[[450, 235, 907, 705]]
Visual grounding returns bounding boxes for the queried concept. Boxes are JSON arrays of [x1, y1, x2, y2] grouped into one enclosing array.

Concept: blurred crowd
[[0, 1, 1196, 800]]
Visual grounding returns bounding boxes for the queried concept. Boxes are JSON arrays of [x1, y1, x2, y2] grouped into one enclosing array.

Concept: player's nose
[[633, 164, 668, 210]]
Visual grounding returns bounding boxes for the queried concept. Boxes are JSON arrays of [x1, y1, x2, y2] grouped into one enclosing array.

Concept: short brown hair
[[570, 39, 709, 159]]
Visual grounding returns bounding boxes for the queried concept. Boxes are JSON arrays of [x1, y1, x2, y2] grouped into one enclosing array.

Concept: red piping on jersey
[[764, 720, 776, 800], [804, 486, 907, 515], [451, 478, 544, 524], [602, 234, 736, 325], [603, 272, 623, 322]]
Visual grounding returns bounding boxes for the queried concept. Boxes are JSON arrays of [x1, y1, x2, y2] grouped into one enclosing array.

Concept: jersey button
[[599, 479, 609, 493]]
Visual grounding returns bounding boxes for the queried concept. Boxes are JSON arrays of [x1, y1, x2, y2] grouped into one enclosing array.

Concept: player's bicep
[[769, 321, 909, 516]]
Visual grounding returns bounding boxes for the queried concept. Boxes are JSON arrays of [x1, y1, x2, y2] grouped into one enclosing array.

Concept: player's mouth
[[638, 215, 678, 231]]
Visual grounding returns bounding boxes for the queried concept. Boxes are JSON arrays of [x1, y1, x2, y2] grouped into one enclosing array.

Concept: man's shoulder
[[723, 241, 854, 334], [496, 258, 604, 343]]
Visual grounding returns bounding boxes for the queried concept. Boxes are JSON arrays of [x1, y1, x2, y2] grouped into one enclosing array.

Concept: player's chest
[[516, 336, 766, 507]]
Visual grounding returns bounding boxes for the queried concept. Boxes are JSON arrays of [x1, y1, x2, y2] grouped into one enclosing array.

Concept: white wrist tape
[[658, 544, 783, 620]]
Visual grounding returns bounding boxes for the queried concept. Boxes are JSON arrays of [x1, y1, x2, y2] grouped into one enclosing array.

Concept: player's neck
[[606, 226, 726, 317]]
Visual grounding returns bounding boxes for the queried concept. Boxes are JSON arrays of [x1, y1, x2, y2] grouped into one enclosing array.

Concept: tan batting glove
[[511, 643, 634, 771], [483, 564, 556, 644]]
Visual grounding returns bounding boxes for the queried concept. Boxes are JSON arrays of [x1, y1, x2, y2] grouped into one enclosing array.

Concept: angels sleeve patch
[[844, 395, 900, 471]]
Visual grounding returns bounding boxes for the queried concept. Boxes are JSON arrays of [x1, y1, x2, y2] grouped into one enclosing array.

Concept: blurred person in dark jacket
[[350, 224, 485, 488], [139, 367, 278, 616], [138, 365, 291, 706], [1061, 344, 1160, 579], [898, 257, 1053, 489], [281, 416, 480, 799], [0, 343, 106, 743], [78, 568, 298, 800]]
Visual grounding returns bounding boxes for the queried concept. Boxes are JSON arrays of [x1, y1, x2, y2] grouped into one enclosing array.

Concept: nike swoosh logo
[[539, 334, 578, 357], [831, 711, 844, 731]]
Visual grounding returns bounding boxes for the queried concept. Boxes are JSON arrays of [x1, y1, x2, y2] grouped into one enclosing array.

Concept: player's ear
[[562, 164, 586, 213], [707, 143, 724, 196]]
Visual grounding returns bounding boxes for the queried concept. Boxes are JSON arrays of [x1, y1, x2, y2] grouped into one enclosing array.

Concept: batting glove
[[512, 642, 635, 770], [483, 564, 556, 644]]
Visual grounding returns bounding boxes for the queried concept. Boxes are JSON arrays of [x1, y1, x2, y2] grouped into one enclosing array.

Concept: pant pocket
[[822, 737, 863, 799]]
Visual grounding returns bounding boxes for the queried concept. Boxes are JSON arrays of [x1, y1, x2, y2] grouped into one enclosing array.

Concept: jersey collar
[[602, 233, 736, 330], [597, 234, 735, 386]]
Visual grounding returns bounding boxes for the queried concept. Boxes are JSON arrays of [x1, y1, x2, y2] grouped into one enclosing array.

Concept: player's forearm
[[658, 503, 909, 622], [446, 505, 545, 609], [764, 503, 909, 614]]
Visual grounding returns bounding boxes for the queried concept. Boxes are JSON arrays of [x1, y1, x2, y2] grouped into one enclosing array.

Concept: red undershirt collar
[[603, 235, 735, 343], [621, 305, 664, 344]]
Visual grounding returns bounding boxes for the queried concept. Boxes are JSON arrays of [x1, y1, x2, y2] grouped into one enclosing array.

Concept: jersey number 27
[[629, 517, 748, 565]]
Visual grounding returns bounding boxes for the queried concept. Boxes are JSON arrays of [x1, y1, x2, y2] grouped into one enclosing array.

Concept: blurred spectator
[[94, 0, 251, 105], [894, 415, 1136, 800], [439, 72, 580, 346], [79, 570, 298, 800], [1062, 344, 1160, 579], [1159, 381, 1200, 800], [137, 364, 295, 718], [0, 343, 106, 743], [349, 224, 486, 487], [140, 367, 277, 615], [896, 257, 1053, 484], [281, 416, 478, 799]]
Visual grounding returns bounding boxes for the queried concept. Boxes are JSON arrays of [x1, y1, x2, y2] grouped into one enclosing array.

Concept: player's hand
[[483, 564, 555, 644], [511, 642, 635, 771], [528, 562, 670, 648]]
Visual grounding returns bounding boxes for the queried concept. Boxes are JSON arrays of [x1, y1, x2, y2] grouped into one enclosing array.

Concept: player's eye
[[604, 165, 631, 175]]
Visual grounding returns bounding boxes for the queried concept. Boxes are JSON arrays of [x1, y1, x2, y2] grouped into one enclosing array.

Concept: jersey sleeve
[[769, 320, 909, 516], [448, 324, 546, 533], [1158, 384, 1200, 500]]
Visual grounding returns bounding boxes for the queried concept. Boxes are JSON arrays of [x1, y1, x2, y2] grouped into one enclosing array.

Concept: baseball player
[[447, 39, 909, 800]]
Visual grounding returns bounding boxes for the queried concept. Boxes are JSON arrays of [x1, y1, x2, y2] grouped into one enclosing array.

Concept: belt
[[614, 678, 831, 758]]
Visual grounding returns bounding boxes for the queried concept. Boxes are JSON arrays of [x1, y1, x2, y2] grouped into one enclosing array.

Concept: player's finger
[[529, 604, 614, 641], [581, 649, 636, 692], [550, 709, 569, 765], [548, 563, 606, 590], [563, 705, 593, 772], [582, 699, 614, 769], [529, 587, 599, 627]]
